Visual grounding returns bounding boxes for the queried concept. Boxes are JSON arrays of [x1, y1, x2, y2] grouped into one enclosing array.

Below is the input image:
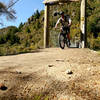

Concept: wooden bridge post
[[80, 0, 87, 48], [44, 4, 50, 48]]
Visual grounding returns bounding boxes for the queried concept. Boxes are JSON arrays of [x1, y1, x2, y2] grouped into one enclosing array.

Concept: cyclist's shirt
[[56, 15, 71, 28]]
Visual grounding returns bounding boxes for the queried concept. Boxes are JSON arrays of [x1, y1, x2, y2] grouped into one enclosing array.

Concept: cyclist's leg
[[67, 27, 71, 45]]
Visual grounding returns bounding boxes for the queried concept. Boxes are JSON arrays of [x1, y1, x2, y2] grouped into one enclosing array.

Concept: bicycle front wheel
[[59, 33, 65, 49]]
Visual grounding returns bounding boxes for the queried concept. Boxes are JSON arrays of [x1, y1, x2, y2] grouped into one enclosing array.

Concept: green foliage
[[0, 26, 19, 45], [25, 27, 31, 33], [5, 27, 19, 44], [18, 22, 23, 32], [35, 20, 41, 29], [40, 10, 44, 16], [87, 16, 100, 38], [34, 10, 40, 19], [32, 94, 49, 100], [28, 18, 31, 24], [87, 35, 100, 50], [0, 34, 6, 44]]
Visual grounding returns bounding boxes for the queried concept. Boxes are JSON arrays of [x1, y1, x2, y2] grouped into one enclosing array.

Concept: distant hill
[[0, 0, 100, 56], [0, 26, 17, 34]]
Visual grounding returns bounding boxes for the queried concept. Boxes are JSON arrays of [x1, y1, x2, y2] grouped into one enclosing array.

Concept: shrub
[[25, 27, 31, 33], [93, 37, 100, 49], [88, 36, 100, 50], [34, 10, 40, 19], [5, 31, 20, 45], [18, 22, 23, 32], [35, 20, 40, 29], [0, 34, 6, 44]]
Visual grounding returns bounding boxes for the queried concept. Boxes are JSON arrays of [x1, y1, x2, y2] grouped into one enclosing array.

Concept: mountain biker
[[55, 11, 72, 45]]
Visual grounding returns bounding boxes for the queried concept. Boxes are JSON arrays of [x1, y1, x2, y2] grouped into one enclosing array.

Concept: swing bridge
[[43, 0, 87, 48]]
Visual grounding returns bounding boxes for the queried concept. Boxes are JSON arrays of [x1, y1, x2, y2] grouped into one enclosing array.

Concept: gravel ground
[[0, 48, 100, 100]]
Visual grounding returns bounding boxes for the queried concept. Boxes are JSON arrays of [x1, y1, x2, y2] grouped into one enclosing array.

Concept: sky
[[0, 0, 44, 29]]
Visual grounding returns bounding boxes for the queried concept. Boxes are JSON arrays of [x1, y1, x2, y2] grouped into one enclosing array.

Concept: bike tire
[[59, 33, 65, 49]]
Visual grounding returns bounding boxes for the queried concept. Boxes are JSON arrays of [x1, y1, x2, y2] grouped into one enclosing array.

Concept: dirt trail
[[0, 48, 100, 100]]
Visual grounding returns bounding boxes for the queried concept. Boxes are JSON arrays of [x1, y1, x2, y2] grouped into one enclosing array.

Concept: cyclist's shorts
[[63, 27, 70, 34]]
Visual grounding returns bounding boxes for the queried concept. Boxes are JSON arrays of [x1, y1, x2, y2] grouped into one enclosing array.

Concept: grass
[[97, 50, 100, 55], [93, 49, 100, 55], [33, 95, 49, 100]]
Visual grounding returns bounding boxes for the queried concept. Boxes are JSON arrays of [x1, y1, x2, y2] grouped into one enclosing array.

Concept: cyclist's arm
[[68, 18, 72, 27], [55, 18, 61, 28]]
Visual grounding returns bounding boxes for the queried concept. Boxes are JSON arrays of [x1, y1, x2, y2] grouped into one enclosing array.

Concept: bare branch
[[7, 0, 20, 10], [0, 0, 20, 26]]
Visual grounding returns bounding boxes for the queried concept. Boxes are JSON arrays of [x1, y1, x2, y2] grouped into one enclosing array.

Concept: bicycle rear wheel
[[59, 33, 65, 49]]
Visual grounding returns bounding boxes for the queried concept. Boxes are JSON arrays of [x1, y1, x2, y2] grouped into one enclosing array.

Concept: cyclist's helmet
[[59, 11, 64, 15]]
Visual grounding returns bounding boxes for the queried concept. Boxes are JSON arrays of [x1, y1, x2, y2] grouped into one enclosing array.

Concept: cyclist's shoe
[[68, 40, 71, 46], [69, 42, 71, 46]]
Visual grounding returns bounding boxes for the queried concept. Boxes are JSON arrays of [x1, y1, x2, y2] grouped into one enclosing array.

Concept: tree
[[5, 26, 19, 44], [0, 0, 20, 25], [25, 27, 31, 33], [18, 22, 23, 32], [34, 10, 40, 20]]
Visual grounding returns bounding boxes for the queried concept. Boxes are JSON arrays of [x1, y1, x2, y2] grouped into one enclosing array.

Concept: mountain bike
[[58, 27, 70, 49]]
